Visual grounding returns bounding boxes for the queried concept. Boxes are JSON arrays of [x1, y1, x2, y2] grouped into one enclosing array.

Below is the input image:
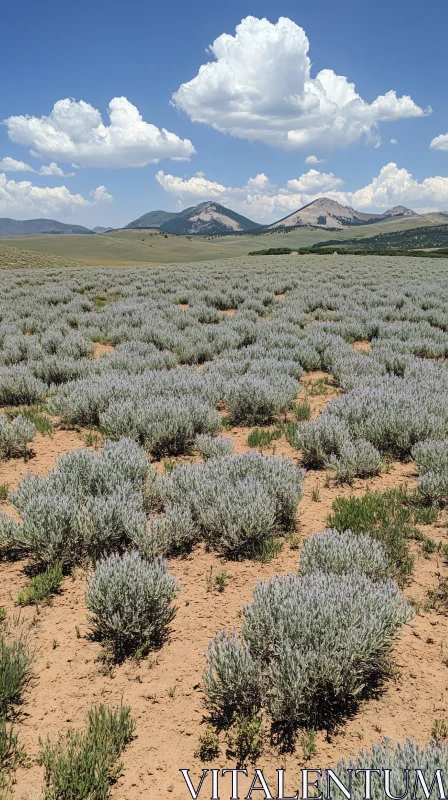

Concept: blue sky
[[1, 0, 447, 227]]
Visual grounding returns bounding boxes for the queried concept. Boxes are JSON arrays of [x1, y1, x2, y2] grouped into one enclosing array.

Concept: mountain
[[125, 210, 180, 229], [0, 218, 94, 237], [268, 198, 419, 231], [92, 226, 113, 234], [160, 201, 261, 235]]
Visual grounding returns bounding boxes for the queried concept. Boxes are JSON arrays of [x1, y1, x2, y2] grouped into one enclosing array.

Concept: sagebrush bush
[[204, 631, 262, 724], [335, 738, 448, 800], [38, 703, 135, 800], [412, 439, 448, 502], [325, 439, 383, 483], [224, 375, 298, 424], [133, 504, 199, 560], [295, 416, 351, 468], [300, 529, 392, 582], [195, 434, 234, 460], [154, 452, 304, 557], [4, 438, 151, 568], [0, 366, 46, 406], [243, 572, 410, 731], [85, 552, 178, 658], [0, 413, 36, 459]]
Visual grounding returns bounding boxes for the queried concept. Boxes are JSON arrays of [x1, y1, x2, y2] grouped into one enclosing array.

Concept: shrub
[[157, 452, 304, 558], [412, 439, 448, 502], [328, 489, 421, 585], [412, 439, 448, 474], [101, 397, 221, 458], [0, 413, 36, 459], [0, 366, 46, 406], [85, 552, 178, 659], [0, 635, 30, 715], [299, 529, 392, 582], [224, 375, 298, 424], [325, 439, 382, 483], [5, 438, 151, 568], [242, 572, 411, 732], [133, 505, 199, 560], [296, 416, 351, 468], [38, 703, 135, 800], [195, 434, 234, 460], [335, 738, 448, 800], [17, 563, 63, 606], [203, 631, 262, 724]]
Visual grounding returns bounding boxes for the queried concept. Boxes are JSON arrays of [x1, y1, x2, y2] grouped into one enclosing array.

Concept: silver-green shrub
[[0, 366, 46, 406], [295, 416, 351, 468], [224, 375, 298, 424], [195, 434, 234, 460], [0, 414, 36, 459], [412, 439, 448, 501], [5, 438, 151, 568], [132, 504, 199, 560], [325, 439, 383, 483], [205, 571, 411, 731], [300, 529, 392, 582], [335, 738, 448, 800], [156, 452, 304, 557], [85, 551, 178, 658], [203, 630, 262, 723]]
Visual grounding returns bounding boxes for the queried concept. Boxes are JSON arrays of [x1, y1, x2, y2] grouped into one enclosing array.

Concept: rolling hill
[[0, 218, 95, 237], [125, 210, 180, 229], [267, 198, 419, 231], [313, 222, 448, 251]]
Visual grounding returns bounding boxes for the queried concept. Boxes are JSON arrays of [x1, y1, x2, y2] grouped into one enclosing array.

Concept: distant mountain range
[[0, 199, 441, 240], [0, 218, 95, 237], [125, 198, 420, 235], [267, 199, 419, 231]]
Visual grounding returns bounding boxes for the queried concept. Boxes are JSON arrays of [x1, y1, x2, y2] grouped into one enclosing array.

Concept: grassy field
[[1, 212, 447, 266]]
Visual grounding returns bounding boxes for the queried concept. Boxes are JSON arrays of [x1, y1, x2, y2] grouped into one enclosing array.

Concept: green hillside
[[1, 212, 447, 265]]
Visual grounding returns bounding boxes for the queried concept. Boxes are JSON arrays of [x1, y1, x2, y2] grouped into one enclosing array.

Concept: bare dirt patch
[[93, 342, 115, 359], [352, 340, 372, 352]]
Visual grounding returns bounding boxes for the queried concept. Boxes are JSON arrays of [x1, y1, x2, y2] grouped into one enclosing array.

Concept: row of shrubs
[[0, 440, 304, 568]]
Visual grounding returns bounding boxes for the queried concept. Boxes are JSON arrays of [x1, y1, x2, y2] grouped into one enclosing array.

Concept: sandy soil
[[1, 377, 447, 800], [92, 342, 115, 359]]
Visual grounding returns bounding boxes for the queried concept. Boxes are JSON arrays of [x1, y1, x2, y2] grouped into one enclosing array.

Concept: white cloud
[[156, 162, 448, 222], [351, 163, 448, 210], [430, 133, 448, 152], [305, 155, 324, 164], [172, 16, 428, 151], [90, 185, 113, 203], [4, 96, 195, 168], [0, 157, 74, 177], [0, 173, 113, 215], [390, 138, 397, 144]]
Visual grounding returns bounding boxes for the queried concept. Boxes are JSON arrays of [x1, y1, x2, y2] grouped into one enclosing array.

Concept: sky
[[1, 0, 447, 228]]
